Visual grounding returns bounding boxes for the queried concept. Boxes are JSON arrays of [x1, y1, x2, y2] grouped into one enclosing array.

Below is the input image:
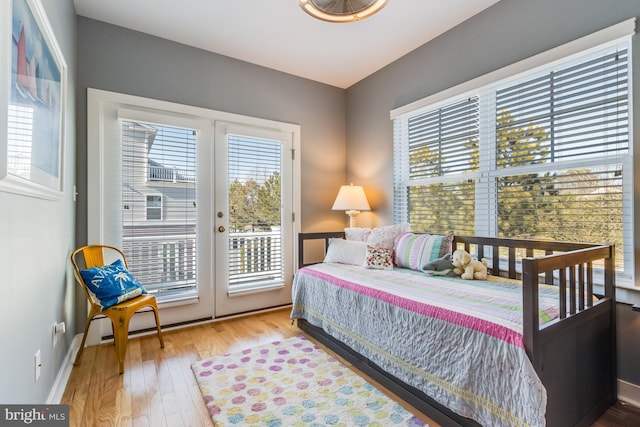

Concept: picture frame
[[0, 0, 66, 200]]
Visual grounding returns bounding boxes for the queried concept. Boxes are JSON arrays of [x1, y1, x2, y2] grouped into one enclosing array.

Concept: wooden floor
[[61, 308, 639, 426]]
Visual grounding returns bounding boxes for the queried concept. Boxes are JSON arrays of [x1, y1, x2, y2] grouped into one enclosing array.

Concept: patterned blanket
[[291, 263, 559, 427]]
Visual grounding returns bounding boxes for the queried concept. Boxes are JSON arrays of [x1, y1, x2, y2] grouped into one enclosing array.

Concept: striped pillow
[[393, 232, 453, 270]]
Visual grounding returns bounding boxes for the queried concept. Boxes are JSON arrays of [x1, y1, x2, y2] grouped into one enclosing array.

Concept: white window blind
[[496, 167, 623, 244], [121, 121, 198, 299], [495, 49, 628, 168], [393, 32, 632, 276], [6, 105, 34, 180], [492, 46, 628, 272], [404, 97, 479, 235], [409, 97, 479, 179], [227, 134, 283, 293]]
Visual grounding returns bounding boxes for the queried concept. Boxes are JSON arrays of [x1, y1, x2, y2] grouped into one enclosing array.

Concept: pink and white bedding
[[291, 262, 560, 427]]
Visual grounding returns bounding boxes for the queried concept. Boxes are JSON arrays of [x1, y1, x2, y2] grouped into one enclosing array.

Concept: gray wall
[[346, 0, 640, 385], [74, 17, 350, 331], [0, 0, 76, 403], [76, 17, 349, 248]]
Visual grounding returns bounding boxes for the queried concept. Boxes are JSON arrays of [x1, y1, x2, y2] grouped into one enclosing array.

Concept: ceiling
[[73, 0, 500, 89]]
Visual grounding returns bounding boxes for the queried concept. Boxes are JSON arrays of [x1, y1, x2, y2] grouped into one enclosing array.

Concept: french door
[[87, 89, 299, 344], [214, 122, 295, 317]]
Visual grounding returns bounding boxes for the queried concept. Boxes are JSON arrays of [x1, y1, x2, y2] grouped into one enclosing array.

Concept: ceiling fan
[[297, 0, 388, 23]]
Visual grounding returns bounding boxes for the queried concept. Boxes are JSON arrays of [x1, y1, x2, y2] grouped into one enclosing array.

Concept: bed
[[291, 232, 616, 427]]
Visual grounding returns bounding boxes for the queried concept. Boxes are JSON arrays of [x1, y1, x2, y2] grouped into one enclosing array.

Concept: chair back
[[70, 245, 129, 308]]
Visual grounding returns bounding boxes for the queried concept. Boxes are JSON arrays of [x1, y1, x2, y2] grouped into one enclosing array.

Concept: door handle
[[218, 226, 225, 233]]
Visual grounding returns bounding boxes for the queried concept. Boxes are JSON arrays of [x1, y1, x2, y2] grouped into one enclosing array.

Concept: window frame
[[391, 19, 635, 289], [145, 194, 163, 221]]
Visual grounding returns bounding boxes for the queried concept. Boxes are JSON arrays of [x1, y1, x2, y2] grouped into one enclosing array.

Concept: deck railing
[[148, 166, 196, 183], [122, 229, 281, 295], [122, 234, 197, 294], [229, 230, 282, 287]]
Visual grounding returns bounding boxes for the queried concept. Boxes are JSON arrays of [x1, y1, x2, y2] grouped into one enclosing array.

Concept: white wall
[[0, 0, 76, 403]]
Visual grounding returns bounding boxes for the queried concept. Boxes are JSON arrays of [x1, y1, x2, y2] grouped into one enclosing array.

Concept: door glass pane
[[227, 134, 283, 293], [121, 121, 197, 300]]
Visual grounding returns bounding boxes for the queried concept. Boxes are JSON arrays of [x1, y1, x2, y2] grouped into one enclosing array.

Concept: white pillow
[[366, 223, 411, 249], [344, 227, 372, 242], [323, 239, 367, 266]]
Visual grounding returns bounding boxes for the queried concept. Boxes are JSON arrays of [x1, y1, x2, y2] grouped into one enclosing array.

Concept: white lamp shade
[[332, 184, 370, 211]]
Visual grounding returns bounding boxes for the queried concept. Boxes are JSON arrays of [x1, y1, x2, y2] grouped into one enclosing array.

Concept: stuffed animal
[[451, 249, 488, 280], [422, 253, 456, 277]]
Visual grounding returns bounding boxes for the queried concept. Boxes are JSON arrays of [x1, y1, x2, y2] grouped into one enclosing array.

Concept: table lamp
[[332, 183, 370, 227]]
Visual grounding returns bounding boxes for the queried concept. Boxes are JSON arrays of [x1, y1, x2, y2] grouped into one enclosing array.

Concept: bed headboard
[[297, 231, 345, 268]]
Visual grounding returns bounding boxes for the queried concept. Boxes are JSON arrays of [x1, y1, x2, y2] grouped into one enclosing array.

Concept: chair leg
[[151, 305, 164, 349], [74, 316, 94, 365], [111, 314, 132, 375]]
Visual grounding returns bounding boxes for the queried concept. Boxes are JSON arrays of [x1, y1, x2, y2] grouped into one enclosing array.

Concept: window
[[393, 29, 632, 279], [403, 97, 479, 236], [146, 195, 162, 220]]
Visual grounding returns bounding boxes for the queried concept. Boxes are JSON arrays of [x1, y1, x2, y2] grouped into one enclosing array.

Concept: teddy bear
[[451, 249, 488, 280], [421, 253, 456, 277]]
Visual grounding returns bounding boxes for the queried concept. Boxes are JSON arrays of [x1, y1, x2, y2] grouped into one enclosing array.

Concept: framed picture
[[0, 0, 66, 199]]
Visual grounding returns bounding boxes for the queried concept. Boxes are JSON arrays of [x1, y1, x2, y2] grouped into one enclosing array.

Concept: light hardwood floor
[[61, 307, 635, 426]]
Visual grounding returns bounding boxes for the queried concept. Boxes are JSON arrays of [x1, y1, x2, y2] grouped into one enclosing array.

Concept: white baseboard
[[47, 334, 82, 404], [618, 378, 640, 408]]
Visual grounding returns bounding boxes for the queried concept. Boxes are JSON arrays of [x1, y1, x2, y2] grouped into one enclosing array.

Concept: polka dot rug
[[191, 335, 427, 426]]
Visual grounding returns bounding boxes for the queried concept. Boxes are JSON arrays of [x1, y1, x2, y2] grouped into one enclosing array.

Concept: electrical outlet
[[55, 322, 66, 334], [52, 322, 66, 347], [34, 350, 41, 382]]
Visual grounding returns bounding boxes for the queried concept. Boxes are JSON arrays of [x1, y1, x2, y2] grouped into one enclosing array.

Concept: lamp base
[[345, 210, 361, 228]]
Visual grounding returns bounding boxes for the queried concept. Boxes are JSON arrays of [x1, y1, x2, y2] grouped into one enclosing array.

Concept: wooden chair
[[71, 244, 164, 374]]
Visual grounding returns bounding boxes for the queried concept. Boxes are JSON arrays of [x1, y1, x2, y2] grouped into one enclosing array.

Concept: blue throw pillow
[[80, 258, 146, 310]]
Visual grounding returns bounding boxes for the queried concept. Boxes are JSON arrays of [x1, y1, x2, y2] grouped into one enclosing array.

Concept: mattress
[[290, 263, 559, 427]]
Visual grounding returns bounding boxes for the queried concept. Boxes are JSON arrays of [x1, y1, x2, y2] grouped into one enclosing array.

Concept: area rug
[[191, 335, 427, 426]]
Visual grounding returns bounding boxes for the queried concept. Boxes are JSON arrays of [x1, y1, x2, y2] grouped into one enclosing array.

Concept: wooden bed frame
[[296, 232, 617, 427]]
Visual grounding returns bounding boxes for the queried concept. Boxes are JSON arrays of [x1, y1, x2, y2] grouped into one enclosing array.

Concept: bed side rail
[[522, 243, 617, 424], [453, 235, 615, 325], [521, 244, 616, 357]]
